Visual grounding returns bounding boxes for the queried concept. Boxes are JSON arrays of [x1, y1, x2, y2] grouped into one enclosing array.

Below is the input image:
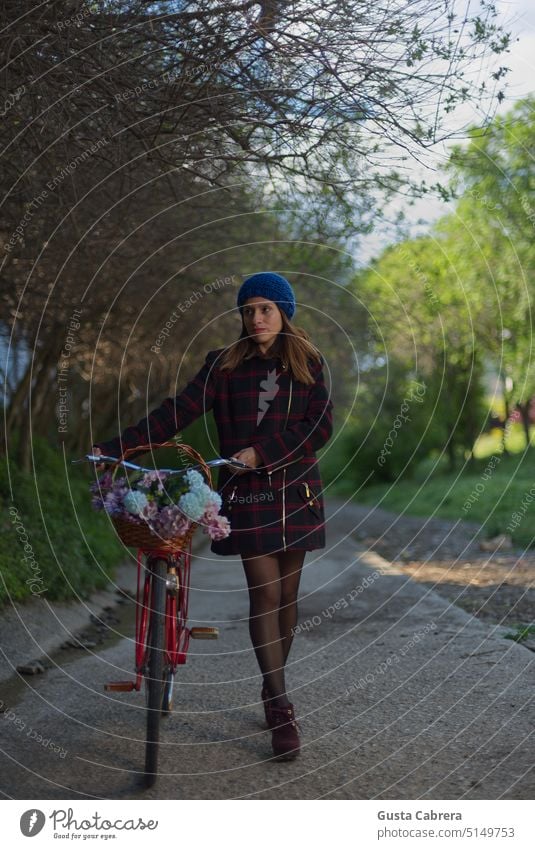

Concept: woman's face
[[242, 297, 283, 351]]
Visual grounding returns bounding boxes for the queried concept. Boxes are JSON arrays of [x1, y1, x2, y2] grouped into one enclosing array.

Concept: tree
[[0, 0, 511, 467], [444, 96, 535, 447], [354, 233, 487, 470]]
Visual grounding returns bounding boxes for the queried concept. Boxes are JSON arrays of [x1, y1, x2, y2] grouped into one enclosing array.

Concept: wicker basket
[[108, 441, 212, 553]]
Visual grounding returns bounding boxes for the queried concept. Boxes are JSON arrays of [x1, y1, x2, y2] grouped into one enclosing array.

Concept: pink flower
[[140, 500, 159, 520], [141, 470, 168, 492], [149, 505, 191, 539], [202, 507, 231, 540]]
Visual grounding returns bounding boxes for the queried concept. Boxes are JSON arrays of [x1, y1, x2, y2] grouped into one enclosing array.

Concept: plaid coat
[[94, 347, 334, 556]]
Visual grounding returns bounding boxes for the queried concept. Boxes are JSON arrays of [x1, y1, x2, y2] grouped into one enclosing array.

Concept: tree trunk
[[516, 401, 532, 449], [18, 413, 32, 474], [5, 359, 33, 439], [501, 389, 511, 456], [16, 337, 63, 472], [445, 431, 456, 472]]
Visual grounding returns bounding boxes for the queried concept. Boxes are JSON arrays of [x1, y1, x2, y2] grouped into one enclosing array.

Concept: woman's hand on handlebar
[[91, 446, 107, 474], [228, 447, 261, 475]]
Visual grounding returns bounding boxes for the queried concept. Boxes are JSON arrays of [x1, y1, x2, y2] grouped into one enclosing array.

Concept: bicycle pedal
[[190, 627, 219, 640], [104, 681, 136, 691]]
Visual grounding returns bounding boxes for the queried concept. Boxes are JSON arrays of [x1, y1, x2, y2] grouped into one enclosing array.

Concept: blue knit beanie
[[237, 272, 296, 320]]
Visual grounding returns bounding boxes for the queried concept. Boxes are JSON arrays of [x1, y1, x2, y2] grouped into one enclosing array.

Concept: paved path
[[0, 498, 533, 799]]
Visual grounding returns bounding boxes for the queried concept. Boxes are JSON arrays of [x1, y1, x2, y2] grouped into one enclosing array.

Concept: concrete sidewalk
[[0, 497, 533, 799], [0, 532, 210, 686]]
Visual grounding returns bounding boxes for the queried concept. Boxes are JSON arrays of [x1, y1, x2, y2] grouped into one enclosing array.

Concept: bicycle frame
[[134, 544, 192, 692]]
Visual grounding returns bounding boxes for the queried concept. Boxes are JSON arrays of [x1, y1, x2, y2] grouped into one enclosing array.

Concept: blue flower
[[185, 469, 205, 491], [123, 491, 149, 516], [203, 489, 222, 511], [178, 490, 206, 521]]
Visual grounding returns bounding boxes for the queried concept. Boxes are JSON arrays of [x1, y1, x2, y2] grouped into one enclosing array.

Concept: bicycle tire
[[144, 557, 167, 787]]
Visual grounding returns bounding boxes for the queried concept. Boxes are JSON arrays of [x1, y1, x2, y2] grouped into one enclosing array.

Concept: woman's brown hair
[[218, 309, 321, 385]]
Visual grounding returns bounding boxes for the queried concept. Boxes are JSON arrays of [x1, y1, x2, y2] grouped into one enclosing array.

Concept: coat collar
[[243, 336, 284, 363], [245, 353, 288, 371]]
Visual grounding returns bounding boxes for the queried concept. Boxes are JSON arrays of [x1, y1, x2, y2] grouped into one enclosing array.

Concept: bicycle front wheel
[[144, 556, 167, 787]]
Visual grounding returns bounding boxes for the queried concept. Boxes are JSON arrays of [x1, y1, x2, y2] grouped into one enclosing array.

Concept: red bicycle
[[76, 446, 251, 787]]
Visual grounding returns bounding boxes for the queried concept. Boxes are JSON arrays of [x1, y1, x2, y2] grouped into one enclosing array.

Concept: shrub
[[0, 437, 124, 606]]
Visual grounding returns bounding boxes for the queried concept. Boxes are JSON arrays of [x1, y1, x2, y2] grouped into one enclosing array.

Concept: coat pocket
[[297, 482, 321, 520]]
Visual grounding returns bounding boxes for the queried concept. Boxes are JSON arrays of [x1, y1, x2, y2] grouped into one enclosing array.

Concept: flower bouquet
[[89, 443, 230, 552]]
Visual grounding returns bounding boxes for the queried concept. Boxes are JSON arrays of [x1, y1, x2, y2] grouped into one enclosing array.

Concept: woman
[[92, 271, 333, 761]]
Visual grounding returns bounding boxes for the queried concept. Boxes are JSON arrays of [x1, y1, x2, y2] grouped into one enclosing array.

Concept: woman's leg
[[278, 550, 306, 664], [241, 553, 289, 707]]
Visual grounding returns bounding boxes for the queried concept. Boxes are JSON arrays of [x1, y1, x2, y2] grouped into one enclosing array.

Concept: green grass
[[331, 448, 535, 548], [503, 624, 535, 642], [0, 437, 124, 605]]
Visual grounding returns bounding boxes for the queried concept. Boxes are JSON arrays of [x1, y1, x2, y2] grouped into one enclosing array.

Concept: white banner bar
[[2, 799, 532, 848]]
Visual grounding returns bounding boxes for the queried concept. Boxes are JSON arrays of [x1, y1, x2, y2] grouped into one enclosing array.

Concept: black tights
[[241, 550, 306, 708]]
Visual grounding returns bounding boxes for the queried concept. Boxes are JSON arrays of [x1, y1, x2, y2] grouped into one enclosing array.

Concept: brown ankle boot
[[270, 703, 300, 761]]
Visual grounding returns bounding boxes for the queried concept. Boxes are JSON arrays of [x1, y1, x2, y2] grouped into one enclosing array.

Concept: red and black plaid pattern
[[94, 348, 334, 555]]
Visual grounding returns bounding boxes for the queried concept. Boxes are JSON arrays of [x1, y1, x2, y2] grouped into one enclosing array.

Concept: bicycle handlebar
[[72, 454, 262, 475]]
